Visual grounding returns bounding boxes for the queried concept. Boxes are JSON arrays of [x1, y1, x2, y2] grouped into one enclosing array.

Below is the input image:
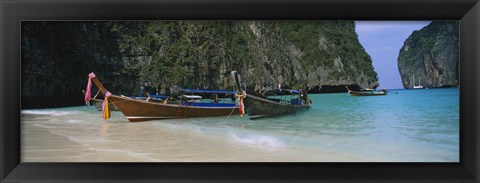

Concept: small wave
[[230, 134, 285, 147], [33, 124, 54, 129], [67, 119, 80, 123], [159, 122, 209, 135], [65, 136, 161, 161], [68, 137, 116, 144], [22, 110, 76, 116], [87, 147, 163, 161]]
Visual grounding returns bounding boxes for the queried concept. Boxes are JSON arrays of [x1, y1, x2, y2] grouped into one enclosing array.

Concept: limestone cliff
[[397, 21, 459, 89], [22, 21, 378, 102]]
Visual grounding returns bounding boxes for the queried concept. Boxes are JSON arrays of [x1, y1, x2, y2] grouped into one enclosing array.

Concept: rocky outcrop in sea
[[397, 21, 459, 89]]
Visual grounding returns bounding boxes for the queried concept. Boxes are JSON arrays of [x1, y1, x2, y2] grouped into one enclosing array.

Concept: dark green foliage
[[22, 21, 378, 97], [278, 21, 377, 83], [22, 22, 123, 96]]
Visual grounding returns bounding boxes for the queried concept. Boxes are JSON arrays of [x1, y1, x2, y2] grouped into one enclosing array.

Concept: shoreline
[[22, 122, 164, 162], [22, 113, 363, 162], [21, 87, 460, 109]]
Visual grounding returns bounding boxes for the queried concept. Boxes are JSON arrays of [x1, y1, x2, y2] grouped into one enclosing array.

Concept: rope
[[203, 102, 244, 128], [224, 103, 239, 120]]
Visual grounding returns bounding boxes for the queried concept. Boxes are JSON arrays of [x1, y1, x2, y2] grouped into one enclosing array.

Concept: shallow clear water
[[21, 88, 459, 162]]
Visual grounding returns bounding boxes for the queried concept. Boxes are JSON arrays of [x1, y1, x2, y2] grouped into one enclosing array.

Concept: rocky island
[[397, 21, 459, 89]]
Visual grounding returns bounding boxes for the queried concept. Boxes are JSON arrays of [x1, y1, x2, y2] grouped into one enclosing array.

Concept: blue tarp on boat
[[266, 89, 302, 95], [290, 98, 303, 105], [132, 95, 168, 100], [181, 89, 235, 95], [284, 89, 301, 94]]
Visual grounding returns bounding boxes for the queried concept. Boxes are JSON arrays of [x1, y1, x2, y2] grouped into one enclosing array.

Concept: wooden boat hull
[[348, 91, 387, 96], [90, 98, 119, 111], [89, 75, 238, 122], [243, 94, 311, 119], [107, 95, 239, 122]]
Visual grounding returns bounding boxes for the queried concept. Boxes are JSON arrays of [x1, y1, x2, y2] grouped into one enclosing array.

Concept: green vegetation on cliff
[[22, 21, 378, 98], [397, 21, 459, 89], [278, 21, 376, 81]]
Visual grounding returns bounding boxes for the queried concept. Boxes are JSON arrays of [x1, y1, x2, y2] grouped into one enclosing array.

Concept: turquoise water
[[21, 88, 459, 162]]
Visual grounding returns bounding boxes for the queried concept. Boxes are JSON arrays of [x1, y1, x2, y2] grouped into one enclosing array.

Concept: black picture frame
[[1, 0, 479, 182]]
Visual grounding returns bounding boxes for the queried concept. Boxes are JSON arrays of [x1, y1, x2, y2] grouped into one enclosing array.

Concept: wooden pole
[[91, 76, 108, 95]]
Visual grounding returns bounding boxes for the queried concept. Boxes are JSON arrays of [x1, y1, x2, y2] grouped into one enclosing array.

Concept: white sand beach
[[21, 110, 362, 162]]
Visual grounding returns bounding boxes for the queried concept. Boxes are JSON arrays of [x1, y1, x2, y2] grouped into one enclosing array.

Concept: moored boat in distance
[[346, 86, 387, 96], [411, 74, 424, 89], [87, 72, 238, 122], [231, 71, 311, 119]]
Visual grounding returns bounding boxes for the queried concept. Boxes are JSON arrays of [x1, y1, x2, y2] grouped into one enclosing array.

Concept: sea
[[21, 88, 459, 162]]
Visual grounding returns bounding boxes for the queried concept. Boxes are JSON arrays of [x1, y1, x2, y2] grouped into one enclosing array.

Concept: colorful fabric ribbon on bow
[[236, 90, 246, 117], [102, 91, 112, 119], [84, 72, 96, 108]]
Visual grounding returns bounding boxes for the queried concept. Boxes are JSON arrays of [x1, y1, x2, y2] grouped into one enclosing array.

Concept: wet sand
[[22, 122, 160, 162], [21, 112, 362, 162]]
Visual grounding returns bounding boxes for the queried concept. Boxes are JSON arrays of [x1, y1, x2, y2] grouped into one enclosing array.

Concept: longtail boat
[[86, 72, 238, 122], [90, 98, 120, 111], [346, 86, 387, 96], [83, 90, 120, 111], [231, 71, 311, 119], [90, 94, 168, 111]]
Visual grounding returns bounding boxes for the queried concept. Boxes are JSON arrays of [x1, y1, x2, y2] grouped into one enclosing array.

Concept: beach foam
[[230, 133, 285, 148], [33, 124, 54, 129], [22, 110, 78, 116], [68, 136, 117, 144], [67, 119, 80, 123], [87, 147, 163, 162]]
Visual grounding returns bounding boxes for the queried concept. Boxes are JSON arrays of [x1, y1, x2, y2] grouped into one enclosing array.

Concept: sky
[[355, 21, 431, 89]]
